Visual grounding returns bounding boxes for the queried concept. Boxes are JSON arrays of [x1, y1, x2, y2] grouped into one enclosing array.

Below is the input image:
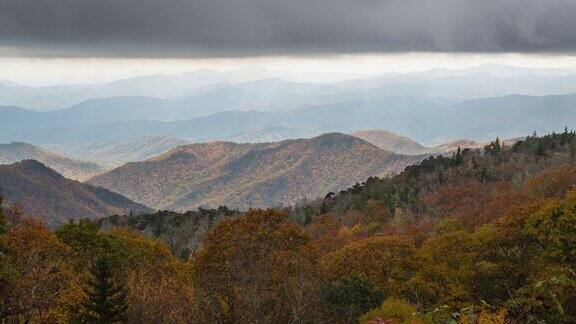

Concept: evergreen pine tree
[[453, 147, 464, 166], [81, 256, 128, 323], [303, 205, 314, 225], [484, 138, 502, 156], [570, 139, 576, 163], [562, 127, 569, 145]]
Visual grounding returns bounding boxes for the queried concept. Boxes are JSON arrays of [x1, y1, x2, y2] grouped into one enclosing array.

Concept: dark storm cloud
[[1, 0, 576, 58]]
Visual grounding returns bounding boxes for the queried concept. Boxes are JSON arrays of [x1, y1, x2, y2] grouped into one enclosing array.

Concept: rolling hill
[[351, 129, 430, 155], [0, 142, 104, 181], [89, 133, 425, 210], [432, 139, 483, 152], [0, 160, 150, 227], [351, 130, 487, 154], [44, 135, 192, 168]]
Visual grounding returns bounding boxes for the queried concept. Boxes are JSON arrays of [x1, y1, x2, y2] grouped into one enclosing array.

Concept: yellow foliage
[[321, 236, 416, 294], [359, 298, 420, 324], [1, 219, 79, 322], [458, 308, 507, 324]]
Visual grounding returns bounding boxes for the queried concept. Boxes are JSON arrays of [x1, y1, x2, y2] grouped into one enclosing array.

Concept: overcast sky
[[1, 0, 576, 85]]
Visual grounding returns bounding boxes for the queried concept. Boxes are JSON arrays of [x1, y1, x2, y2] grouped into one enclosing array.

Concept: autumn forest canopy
[[2, 130, 576, 323]]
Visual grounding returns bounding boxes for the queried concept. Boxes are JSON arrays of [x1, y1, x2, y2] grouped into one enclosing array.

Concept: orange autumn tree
[[112, 229, 198, 323], [320, 236, 417, 297], [0, 219, 80, 322], [192, 209, 323, 323]]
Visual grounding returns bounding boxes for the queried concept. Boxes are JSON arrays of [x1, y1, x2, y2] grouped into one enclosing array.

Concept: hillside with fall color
[[3, 130, 576, 323], [89, 133, 424, 210], [77, 129, 576, 323], [0, 160, 150, 226]]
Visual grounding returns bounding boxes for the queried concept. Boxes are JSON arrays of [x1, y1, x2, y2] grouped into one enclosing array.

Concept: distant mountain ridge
[[0, 142, 104, 181], [89, 133, 425, 210], [351, 130, 487, 154], [2, 64, 576, 111], [0, 160, 150, 227], [44, 135, 192, 168], [0, 67, 291, 110], [3, 92, 575, 146], [432, 139, 483, 152], [351, 129, 430, 155]]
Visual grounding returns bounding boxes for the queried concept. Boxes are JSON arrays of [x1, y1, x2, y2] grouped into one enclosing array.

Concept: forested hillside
[[90, 133, 423, 210], [0, 160, 150, 227], [3, 130, 576, 323]]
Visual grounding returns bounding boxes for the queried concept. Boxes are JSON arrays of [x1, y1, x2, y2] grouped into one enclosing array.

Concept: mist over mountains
[[2, 92, 575, 146], [0, 142, 104, 181], [1, 64, 575, 149]]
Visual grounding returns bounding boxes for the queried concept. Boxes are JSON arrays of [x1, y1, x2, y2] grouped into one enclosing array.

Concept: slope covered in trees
[[89, 133, 424, 210], [4, 130, 576, 323], [0, 160, 150, 227]]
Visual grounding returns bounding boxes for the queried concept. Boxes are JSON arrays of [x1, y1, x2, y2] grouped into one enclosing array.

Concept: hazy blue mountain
[[44, 135, 192, 168], [0, 96, 446, 144], [0, 68, 287, 111], [445, 93, 576, 141], [406, 64, 575, 79], [0, 83, 96, 111], [3, 92, 576, 146], [4, 64, 575, 111], [351, 129, 430, 155], [340, 73, 576, 102], [225, 126, 323, 143], [0, 142, 105, 181], [5, 111, 274, 144]]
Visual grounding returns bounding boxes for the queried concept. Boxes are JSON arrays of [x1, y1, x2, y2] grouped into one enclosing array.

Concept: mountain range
[[3, 64, 576, 111], [0, 160, 150, 227], [0, 67, 292, 111], [89, 133, 424, 210], [3, 92, 575, 146]]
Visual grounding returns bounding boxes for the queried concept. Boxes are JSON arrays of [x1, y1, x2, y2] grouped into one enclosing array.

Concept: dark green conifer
[[81, 256, 128, 324], [570, 139, 576, 163]]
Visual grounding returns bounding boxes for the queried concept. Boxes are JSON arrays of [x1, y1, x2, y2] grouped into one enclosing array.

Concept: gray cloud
[[1, 0, 576, 58]]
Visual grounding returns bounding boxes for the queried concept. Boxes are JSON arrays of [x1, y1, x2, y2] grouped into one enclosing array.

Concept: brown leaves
[[192, 209, 323, 323], [321, 236, 417, 296], [1, 219, 80, 322]]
